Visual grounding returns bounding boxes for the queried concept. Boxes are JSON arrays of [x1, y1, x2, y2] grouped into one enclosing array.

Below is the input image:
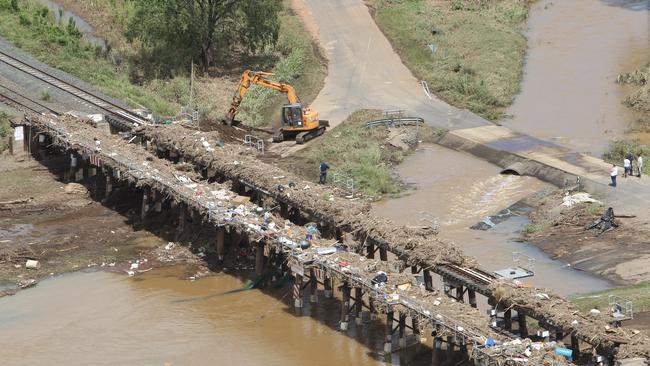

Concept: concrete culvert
[[500, 161, 528, 176]]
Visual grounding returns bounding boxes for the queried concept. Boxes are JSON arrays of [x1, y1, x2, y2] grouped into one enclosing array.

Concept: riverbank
[[281, 110, 444, 197], [522, 189, 650, 285], [364, 0, 529, 120], [0, 156, 208, 295]]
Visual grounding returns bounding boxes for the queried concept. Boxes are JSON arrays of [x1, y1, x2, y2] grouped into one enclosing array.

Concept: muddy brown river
[[504, 0, 650, 155], [373, 145, 613, 297], [0, 267, 412, 366], [2, 1, 645, 364]]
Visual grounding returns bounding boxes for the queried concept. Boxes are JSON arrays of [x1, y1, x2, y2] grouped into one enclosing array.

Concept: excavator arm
[[225, 70, 300, 124]]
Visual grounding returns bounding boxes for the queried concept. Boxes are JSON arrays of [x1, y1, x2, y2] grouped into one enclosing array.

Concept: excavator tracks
[[295, 125, 326, 144]]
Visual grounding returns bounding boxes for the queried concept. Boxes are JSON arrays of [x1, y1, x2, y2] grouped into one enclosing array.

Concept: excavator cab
[[282, 103, 304, 128]]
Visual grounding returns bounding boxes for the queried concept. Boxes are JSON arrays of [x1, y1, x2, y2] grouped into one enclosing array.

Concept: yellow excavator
[[225, 70, 329, 144]]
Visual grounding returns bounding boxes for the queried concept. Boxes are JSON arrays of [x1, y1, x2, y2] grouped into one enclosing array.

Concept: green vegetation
[[602, 139, 647, 164], [126, 0, 281, 71], [237, 6, 327, 127], [586, 201, 604, 216], [522, 223, 540, 236], [365, 0, 529, 120], [618, 64, 650, 130], [0, 112, 10, 152], [40, 89, 51, 102], [0, 0, 325, 124], [572, 282, 650, 313], [282, 110, 411, 196], [0, 0, 180, 115]]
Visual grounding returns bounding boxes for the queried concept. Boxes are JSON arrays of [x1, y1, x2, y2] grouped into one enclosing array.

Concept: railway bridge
[[0, 46, 648, 366]]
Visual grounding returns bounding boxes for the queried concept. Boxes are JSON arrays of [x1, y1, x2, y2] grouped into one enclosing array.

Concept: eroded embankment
[[138, 123, 650, 361]]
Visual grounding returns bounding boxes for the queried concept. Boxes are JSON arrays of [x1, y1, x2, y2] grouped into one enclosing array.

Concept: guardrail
[[365, 117, 424, 128]]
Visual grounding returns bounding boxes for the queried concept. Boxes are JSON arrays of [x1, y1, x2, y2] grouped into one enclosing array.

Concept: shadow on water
[[601, 0, 650, 10]]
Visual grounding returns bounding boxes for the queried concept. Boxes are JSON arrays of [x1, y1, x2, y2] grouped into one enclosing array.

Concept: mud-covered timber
[[139, 123, 650, 363], [19, 114, 568, 365]]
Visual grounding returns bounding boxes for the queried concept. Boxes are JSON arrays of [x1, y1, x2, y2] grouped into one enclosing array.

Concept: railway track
[[0, 83, 60, 116], [0, 49, 147, 126]]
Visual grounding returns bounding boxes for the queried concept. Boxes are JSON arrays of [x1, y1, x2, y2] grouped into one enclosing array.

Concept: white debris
[[25, 260, 40, 269], [561, 192, 602, 207]]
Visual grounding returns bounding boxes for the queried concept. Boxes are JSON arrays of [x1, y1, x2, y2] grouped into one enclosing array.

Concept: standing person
[[610, 164, 618, 187], [637, 154, 643, 178], [623, 156, 631, 178], [319, 162, 330, 184]]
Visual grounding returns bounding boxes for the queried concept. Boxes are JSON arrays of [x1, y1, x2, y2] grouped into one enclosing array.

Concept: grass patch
[[40, 89, 52, 102], [281, 109, 409, 196], [571, 282, 650, 313], [522, 223, 539, 235], [585, 201, 604, 216], [602, 139, 647, 165], [365, 0, 529, 120], [0, 112, 10, 152]]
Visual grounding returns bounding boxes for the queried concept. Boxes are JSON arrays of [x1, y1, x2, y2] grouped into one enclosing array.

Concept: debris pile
[[586, 207, 618, 235], [142, 124, 470, 269], [489, 280, 650, 360]]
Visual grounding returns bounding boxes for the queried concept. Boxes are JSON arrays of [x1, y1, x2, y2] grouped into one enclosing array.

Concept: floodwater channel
[[503, 0, 650, 156], [372, 145, 613, 297]]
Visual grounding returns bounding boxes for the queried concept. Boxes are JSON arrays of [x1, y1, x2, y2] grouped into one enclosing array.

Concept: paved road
[[300, 0, 487, 129]]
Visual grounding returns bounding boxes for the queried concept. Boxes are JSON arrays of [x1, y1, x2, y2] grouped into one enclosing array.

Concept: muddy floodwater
[[0, 267, 437, 366], [504, 0, 650, 155], [373, 145, 613, 296]]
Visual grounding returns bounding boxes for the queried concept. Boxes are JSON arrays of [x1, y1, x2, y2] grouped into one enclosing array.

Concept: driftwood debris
[[587, 207, 619, 235]]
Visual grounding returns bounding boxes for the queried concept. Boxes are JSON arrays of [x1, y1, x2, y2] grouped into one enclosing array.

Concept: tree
[[127, 0, 281, 71]]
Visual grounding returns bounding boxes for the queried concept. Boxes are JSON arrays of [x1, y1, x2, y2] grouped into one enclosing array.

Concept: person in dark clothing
[[319, 162, 330, 184]]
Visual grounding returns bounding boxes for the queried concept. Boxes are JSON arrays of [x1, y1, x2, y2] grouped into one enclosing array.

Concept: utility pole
[[189, 60, 194, 111]]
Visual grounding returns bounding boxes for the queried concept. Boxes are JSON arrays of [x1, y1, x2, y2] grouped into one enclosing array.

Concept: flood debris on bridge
[[18, 113, 573, 365], [140, 123, 471, 269], [490, 281, 650, 361], [131, 122, 650, 364]]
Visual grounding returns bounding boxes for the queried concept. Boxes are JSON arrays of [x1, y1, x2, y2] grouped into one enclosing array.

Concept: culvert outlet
[[500, 161, 529, 176]]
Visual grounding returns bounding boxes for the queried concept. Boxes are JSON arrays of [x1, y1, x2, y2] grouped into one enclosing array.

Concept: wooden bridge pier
[[340, 281, 350, 331]]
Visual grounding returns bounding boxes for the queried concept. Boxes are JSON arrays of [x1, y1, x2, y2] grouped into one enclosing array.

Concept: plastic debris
[[25, 260, 40, 269], [561, 192, 601, 207]]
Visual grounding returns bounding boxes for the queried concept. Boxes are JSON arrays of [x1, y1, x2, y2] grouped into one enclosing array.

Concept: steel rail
[[0, 50, 147, 126]]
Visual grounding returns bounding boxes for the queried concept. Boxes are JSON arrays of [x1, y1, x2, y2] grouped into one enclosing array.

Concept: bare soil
[[523, 190, 650, 285], [0, 156, 203, 296]]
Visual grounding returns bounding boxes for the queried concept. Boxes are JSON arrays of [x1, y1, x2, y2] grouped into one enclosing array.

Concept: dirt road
[[298, 0, 488, 129]]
